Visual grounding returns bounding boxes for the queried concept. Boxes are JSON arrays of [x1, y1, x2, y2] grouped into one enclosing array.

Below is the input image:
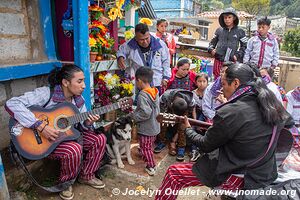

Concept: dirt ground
[[18, 146, 212, 200]]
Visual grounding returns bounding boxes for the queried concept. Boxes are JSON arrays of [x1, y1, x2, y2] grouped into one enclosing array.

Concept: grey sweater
[[132, 89, 160, 136]]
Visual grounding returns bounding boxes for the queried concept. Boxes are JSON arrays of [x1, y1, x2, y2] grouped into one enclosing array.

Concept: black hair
[[172, 97, 188, 116], [195, 72, 208, 82], [177, 58, 191, 68], [135, 23, 149, 34], [48, 64, 83, 88], [257, 17, 271, 26], [260, 67, 274, 79], [157, 19, 168, 26], [135, 67, 153, 83], [223, 61, 234, 67], [224, 63, 288, 126]]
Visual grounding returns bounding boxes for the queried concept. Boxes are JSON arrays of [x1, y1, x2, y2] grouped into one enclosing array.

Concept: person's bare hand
[[211, 49, 216, 56], [233, 55, 237, 62], [216, 93, 227, 104], [85, 114, 100, 126], [38, 124, 59, 142], [117, 57, 127, 70], [161, 79, 168, 87], [183, 115, 191, 129]]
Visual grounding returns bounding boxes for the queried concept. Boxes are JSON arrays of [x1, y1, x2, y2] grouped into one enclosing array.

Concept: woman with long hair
[[155, 63, 293, 200]]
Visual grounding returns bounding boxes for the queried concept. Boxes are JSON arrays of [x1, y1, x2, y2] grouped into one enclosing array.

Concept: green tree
[[211, 0, 224, 9], [282, 27, 300, 57], [232, 0, 270, 15]]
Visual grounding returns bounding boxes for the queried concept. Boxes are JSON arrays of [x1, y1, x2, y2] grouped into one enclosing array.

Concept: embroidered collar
[[128, 35, 162, 51], [256, 32, 275, 41], [292, 87, 300, 102], [210, 77, 222, 97], [216, 86, 253, 110], [52, 85, 85, 108], [262, 74, 272, 85]]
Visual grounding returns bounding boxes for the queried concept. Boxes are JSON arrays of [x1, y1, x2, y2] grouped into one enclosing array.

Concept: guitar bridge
[[33, 129, 42, 144]]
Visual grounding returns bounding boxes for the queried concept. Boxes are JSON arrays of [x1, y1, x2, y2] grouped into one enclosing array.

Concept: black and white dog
[[105, 117, 135, 168]]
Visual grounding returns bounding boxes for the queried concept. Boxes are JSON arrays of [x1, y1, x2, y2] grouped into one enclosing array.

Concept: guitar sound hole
[[57, 118, 69, 130]]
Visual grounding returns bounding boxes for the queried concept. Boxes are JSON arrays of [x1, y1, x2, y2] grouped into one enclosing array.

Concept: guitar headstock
[[156, 113, 179, 127], [119, 97, 133, 111]]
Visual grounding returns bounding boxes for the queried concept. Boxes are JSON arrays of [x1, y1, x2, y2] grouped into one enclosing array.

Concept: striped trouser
[[213, 59, 224, 79], [139, 135, 157, 168], [48, 131, 106, 182], [155, 163, 244, 200]]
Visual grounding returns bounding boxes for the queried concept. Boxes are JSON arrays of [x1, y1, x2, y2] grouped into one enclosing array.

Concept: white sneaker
[[190, 150, 202, 162], [78, 177, 105, 189], [59, 186, 74, 200], [145, 166, 156, 176]]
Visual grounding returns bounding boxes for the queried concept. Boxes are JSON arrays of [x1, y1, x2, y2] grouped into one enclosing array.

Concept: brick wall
[[0, 0, 49, 150], [0, 0, 46, 67]]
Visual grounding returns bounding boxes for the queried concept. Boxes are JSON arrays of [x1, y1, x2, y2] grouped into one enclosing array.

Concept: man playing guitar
[[5, 64, 106, 200]]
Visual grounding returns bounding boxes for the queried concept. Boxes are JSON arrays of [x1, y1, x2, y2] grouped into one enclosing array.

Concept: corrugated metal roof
[[137, 0, 157, 19]]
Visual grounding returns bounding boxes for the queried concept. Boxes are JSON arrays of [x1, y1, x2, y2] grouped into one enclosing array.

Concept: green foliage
[[201, 0, 224, 11], [282, 27, 300, 57], [211, 0, 224, 9], [232, 0, 270, 15]]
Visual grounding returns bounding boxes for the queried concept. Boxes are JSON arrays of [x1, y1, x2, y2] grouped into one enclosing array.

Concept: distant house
[[197, 10, 254, 40], [150, 0, 198, 18], [167, 17, 212, 40], [267, 16, 299, 37]]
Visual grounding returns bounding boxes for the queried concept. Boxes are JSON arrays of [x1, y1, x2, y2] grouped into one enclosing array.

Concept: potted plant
[[89, 35, 98, 62]]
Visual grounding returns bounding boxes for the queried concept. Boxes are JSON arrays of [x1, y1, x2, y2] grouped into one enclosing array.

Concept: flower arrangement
[[94, 71, 134, 106], [139, 18, 153, 26], [107, 0, 125, 21], [88, 3, 116, 61], [89, 36, 98, 52]]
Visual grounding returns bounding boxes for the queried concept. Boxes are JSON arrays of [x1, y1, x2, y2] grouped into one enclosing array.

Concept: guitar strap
[[9, 141, 82, 192], [8, 87, 83, 192], [247, 126, 293, 168], [43, 87, 54, 108]]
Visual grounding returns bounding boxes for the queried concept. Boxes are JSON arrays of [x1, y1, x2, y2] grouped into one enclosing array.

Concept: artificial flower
[[94, 72, 134, 106], [108, 5, 123, 21], [90, 21, 108, 35], [116, 0, 125, 8], [124, 30, 134, 41], [139, 18, 153, 26], [89, 5, 104, 12], [89, 37, 97, 47]]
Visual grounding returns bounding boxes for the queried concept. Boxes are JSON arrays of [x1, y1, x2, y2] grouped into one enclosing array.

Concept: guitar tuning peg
[[171, 123, 174, 127]]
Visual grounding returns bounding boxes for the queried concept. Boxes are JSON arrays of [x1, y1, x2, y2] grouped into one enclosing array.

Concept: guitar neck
[[178, 116, 212, 128], [68, 102, 120, 125]]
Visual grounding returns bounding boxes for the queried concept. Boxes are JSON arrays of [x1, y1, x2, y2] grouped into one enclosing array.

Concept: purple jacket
[[243, 32, 279, 68]]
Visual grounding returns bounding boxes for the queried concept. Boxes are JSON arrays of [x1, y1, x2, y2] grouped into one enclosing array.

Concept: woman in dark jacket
[[155, 63, 293, 200]]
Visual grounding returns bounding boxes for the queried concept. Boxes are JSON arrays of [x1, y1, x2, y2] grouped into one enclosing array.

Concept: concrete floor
[[18, 144, 214, 200]]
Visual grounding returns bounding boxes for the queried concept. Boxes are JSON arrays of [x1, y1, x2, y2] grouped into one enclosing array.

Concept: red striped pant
[[48, 131, 106, 182], [139, 135, 157, 168], [155, 163, 244, 200], [213, 59, 224, 79]]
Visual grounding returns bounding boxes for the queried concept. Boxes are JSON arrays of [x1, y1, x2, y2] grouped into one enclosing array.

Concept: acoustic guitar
[[156, 113, 212, 130], [9, 98, 132, 160], [156, 112, 294, 165]]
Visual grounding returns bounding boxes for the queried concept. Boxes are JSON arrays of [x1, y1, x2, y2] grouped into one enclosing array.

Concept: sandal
[[168, 143, 177, 156]]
